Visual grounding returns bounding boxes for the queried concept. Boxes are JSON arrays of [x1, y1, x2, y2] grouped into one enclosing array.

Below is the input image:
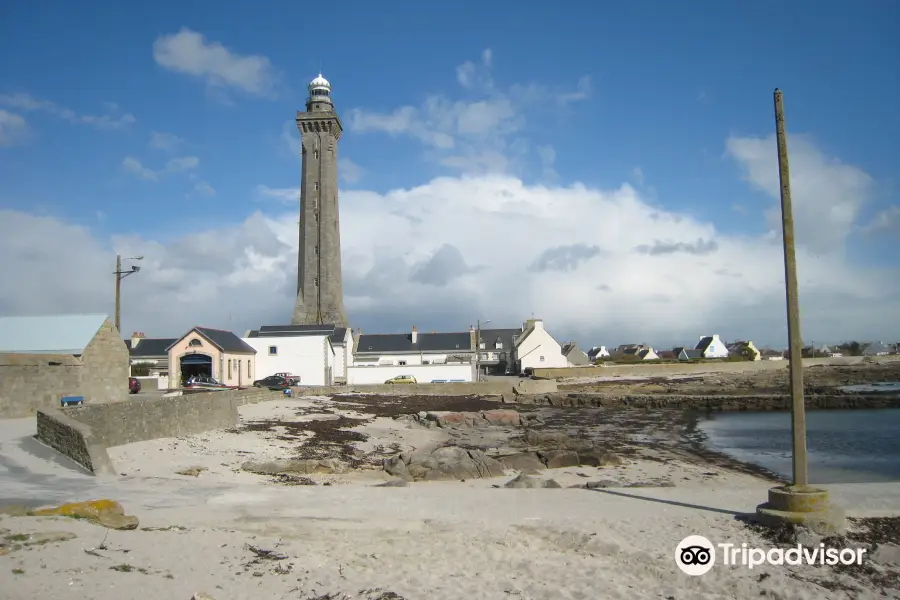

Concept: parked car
[[186, 375, 227, 389], [253, 375, 291, 389], [273, 372, 301, 385], [128, 377, 141, 394], [384, 375, 417, 385]]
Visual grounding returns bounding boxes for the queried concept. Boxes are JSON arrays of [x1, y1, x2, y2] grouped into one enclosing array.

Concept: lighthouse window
[[314, 150, 318, 159], [314, 277, 319, 286], [314, 182, 319, 191]]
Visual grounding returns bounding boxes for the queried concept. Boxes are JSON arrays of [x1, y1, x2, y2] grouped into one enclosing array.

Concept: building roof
[[127, 338, 177, 357], [479, 328, 521, 348], [684, 349, 703, 359], [245, 324, 348, 345], [695, 336, 715, 352], [357, 332, 472, 354], [0, 313, 109, 355], [167, 327, 256, 354]]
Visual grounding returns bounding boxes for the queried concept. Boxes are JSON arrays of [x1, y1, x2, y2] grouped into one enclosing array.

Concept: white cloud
[[149, 131, 184, 151], [339, 158, 365, 184], [256, 185, 297, 204], [3, 136, 897, 347], [0, 109, 30, 146], [193, 181, 216, 196], [346, 50, 591, 175], [726, 134, 873, 252], [153, 28, 279, 97], [122, 157, 158, 181], [0, 93, 135, 130], [862, 205, 900, 235], [166, 156, 200, 173]]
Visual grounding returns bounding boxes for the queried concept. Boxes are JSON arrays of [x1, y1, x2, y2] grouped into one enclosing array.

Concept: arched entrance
[[180, 353, 212, 384]]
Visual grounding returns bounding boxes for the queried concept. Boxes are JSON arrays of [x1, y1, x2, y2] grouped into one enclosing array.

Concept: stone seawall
[[296, 379, 558, 397], [36, 387, 280, 474], [510, 392, 900, 411]]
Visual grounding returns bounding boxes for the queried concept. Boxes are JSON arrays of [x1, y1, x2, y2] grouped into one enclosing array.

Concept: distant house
[[514, 319, 568, 372], [673, 347, 703, 361], [613, 344, 659, 361], [695, 334, 728, 359], [0, 313, 129, 417], [126, 332, 177, 376], [561, 341, 591, 367], [475, 328, 523, 375], [759, 348, 785, 361], [587, 346, 611, 361], [656, 350, 678, 360], [863, 341, 893, 357], [726, 340, 761, 361], [167, 327, 257, 388], [802, 344, 842, 358], [243, 324, 339, 386]]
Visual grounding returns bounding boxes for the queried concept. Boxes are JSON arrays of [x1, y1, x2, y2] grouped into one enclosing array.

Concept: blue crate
[[60, 396, 84, 407]]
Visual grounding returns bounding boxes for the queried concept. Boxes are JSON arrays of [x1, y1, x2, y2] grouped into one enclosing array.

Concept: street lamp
[[475, 319, 491, 381], [114, 255, 143, 333]]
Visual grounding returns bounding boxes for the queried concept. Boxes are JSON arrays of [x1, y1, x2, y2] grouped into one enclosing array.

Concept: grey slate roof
[[167, 327, 256, 354], [357, 332, 472, 354], [245, 324, 347, 345], [0, 313, 109, 355], [695, 336, 714, 352], [478, 328, 520, 350], [127, 338, 177, 357]]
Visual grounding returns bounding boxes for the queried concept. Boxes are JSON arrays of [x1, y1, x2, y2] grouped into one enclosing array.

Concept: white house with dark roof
[[243, 324, 339, 386], [475, 327, 522, 375], [350, 326, 475, 384], [0, 313, 129, 417], [695, 334, 729, 359], [167, 327, 257, 388], [515, 319, 568, 372]]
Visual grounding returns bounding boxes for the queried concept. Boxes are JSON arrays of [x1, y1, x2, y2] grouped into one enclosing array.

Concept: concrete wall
[[133, 376, 160, 391], [79, 318, 130, 404], [532, 357, 860, 379], [347, 363, 475, 385], [36, 387, 281, 474], [0, 354, 82, 418]]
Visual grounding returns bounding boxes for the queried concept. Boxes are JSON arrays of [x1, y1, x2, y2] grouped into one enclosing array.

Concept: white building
[[349, 326, 475, 384], [695, 334, 729, 359], [587, 346, 611, 361], [515, 319, 568, 372], [243, 325, 338, 386]]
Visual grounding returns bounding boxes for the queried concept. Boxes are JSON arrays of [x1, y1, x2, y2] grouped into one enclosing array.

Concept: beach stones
[[29, 499, 139, 530], [537, 449, 580, 469], [383, 446, 504, 481], [578, 448, 623, 467], [503, 473, 562, 489], [499, 452, 546, 473], [240, 458, 347, 476]]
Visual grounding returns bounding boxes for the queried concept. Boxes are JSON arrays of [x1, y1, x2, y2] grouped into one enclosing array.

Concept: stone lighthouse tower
[[291, 73, 349, 328]]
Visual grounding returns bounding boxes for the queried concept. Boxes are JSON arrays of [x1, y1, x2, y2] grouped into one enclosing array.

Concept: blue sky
[[1, 0, 898, 347]]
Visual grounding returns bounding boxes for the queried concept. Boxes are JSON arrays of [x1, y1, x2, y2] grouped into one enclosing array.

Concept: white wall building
[[514, 319, 568, 372], [696, 334, 729, 359], [244, 325, 337, 386], [350, 326, 475, 383]]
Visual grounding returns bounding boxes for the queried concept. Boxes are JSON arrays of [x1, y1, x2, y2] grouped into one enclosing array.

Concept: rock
[[523, 430, 571, 447], [191, 593, 216, 600], [481, 409, 522, 426], [578, 449, 622, 467], [241, 458, 346, 476], [375, 479, 409, 487], [872, 543, 900, 566], [30, 500, 139, 530], [175, 466, 208, 477], [503, 473, 562, 489], [499, 452, 546, 474], [585, 479, 620, 489], [384, 446, 504, 481], [537, 449, 580, 469]]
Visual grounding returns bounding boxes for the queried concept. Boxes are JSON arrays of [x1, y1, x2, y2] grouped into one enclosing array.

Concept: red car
[[128, 377, 141, 394]]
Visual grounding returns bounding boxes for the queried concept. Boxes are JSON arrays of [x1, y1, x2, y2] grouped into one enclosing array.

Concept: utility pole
[[774, 88, 808, 487], [114, 254, 144, 334], [475, 319, 481, 382]]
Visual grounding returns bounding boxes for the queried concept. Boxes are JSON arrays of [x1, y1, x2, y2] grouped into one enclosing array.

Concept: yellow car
[[384, 375, 417, 384]]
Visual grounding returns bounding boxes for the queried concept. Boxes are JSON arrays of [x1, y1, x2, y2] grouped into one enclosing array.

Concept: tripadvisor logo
[[675, 535, 867, 576]]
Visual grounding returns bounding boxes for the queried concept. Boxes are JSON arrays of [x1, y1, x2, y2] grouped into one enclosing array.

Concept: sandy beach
[[2, 371, 900, 599]]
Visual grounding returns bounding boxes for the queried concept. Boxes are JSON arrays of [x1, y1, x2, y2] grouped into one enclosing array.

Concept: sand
[[2, 398, 899, 599]]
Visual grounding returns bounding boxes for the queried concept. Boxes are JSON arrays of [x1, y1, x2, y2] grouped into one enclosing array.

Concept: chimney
[[131, 331, 143, 348], [411, 325, 418, 344]]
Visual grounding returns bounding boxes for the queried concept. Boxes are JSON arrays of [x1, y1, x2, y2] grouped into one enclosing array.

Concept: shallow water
[[698, 408, 900, 483]]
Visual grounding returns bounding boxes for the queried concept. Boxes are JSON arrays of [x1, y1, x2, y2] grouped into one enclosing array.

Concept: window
[[540, 356, 545, 362], [314, 182, 319, 191], [314, 245, 318, 255], [314, 150, 319, 159], [496, 342, 503, 349], [248, 361, 251, 378], [314, 277, 319, 286], [227, 360, 232, 379], [398, 360, 407, 366], [479, 342, 485, 349], [189, 339, 202, 347], [268, 346, 278, 356]]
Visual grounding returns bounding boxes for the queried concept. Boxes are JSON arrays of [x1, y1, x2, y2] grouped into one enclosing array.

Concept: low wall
[[133, 376, 160, 391], [0, 354, 83, 418], [511, 392, 900, 411], [36, 387, 280, 474], [347, 363, 475, 385], [296, 378, 558, 397], [533, 357, 859, 380]]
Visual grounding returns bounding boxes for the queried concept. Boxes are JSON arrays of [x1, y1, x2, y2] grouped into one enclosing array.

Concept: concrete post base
[[755, 485, 846, 535]]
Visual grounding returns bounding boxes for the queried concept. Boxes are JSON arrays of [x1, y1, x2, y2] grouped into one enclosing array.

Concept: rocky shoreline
[[510, 392, 900, 410]]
